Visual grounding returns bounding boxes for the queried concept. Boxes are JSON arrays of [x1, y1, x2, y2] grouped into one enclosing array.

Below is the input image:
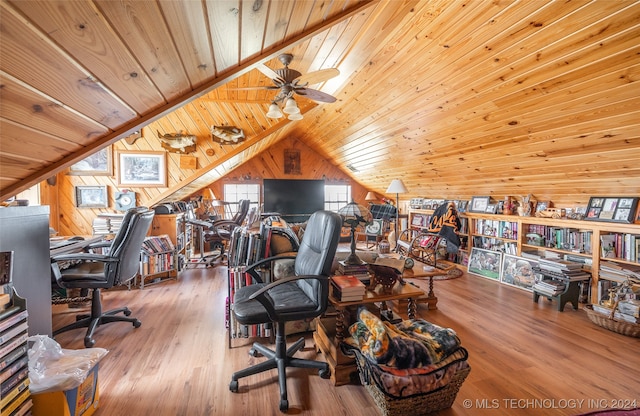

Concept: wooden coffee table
[[402, 262, 457, 310]]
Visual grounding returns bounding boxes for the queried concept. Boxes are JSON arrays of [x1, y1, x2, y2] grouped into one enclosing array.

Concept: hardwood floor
[[51, 257, 639, 416]]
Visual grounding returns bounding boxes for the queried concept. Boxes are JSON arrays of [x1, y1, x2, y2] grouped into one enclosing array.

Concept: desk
[[50, 236, 103, 256], [314, 281, 424, 385]]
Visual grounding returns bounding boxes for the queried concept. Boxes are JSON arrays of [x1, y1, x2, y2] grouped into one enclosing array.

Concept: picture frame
[[117, 151, 167, 187], [535, 200, 550, 213], [467, 247, 502, 280], [75, 185, 108, 208], [68, 146, 112, 176], [500, 254, 540, 291], [284, 149, 301, 175], [584, 196, 638, 223], [469, 196, 490, 213], [485, 204, 498, 214]]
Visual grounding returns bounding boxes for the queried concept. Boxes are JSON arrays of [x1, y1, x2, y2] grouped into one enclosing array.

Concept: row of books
[[227, 266, 272, 339], [330, 275, 366, 301], [533, 279, 566, 296], [140, 251, 175, 276], [598, 261, 640, 283], [526, 225, 593, 254], [591, 302, 639, 324], [600, 233, 640, 262], [472, 237, 517, 255], [141, 234, 175, 254], [475, 219, 518, 240]]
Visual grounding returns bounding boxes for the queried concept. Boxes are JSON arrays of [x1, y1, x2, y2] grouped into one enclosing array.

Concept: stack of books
[[337, 260, 369, 282], [533, 279, 566, 296], [538, 258, 591, 281], [331, 275, 366, 302]]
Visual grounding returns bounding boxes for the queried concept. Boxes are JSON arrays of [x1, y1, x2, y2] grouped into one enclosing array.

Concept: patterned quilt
[[343, 307, 470, 398]]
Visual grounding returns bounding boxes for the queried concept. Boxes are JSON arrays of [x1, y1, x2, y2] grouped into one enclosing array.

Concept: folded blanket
[[346, 307, 461, 369]]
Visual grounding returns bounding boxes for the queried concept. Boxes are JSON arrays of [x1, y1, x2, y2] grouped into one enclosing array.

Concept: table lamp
[[365, 192, 377, 202], [385, 179, 408, 244], [337, 201, 372, 265]]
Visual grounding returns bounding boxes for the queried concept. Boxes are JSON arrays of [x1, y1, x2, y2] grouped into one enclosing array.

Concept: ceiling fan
[[239, 54, 340, 119]]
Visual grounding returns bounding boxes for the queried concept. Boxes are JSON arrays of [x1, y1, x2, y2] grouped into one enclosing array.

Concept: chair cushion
[[58, 261, 110, 288], [232, 282, 319, 325]]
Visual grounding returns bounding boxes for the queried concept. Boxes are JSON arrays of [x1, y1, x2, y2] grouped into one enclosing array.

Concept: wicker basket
[[584, 305, 640, 338], [352, 349, 471, 416]]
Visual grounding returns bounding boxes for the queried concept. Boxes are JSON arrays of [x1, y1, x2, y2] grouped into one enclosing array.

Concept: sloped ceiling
[[1, 0, 639, 205]]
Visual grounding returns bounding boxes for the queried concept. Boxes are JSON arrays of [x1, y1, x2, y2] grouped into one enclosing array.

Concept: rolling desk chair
[[229, 210, 342, 412], [50, 207, 154, 347]]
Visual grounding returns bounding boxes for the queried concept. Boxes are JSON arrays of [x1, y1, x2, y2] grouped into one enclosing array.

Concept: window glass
[[325, 184, 351, 212], [223, 183, 260, 217]]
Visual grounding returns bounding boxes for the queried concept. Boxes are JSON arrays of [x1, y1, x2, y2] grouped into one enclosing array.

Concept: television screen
[[263, 179, 325, 217]]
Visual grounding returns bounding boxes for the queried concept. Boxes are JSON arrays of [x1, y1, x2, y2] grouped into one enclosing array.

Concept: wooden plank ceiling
[[1, 0, 639, 206]]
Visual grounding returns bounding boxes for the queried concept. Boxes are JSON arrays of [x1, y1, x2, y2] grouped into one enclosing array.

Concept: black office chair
[[50, 207, 154, 347], [188, 199, 250, 266], [229, 210, 342, 412]]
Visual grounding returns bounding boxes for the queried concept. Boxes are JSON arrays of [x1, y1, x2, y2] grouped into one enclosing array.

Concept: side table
[[401, 262, 457, 310]]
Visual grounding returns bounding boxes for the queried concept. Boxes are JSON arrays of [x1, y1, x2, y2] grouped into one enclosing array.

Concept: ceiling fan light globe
[[287, 113, 303, 121], [283, 98, 300, 114], [266, 104, 284, 118]]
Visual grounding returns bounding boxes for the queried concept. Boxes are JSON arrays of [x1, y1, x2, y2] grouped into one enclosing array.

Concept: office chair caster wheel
[[229, 380, 238, 392], [84, 337, 96, 348], [133, 319, 141, 328], [319, 368, 330, 378], [279, 399, 288, 412], [124, 308, 132, 316], [249, 348, 260, 357]]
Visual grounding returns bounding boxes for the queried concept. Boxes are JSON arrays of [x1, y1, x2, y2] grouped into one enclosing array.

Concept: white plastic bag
[[27, 335, 108, 394]]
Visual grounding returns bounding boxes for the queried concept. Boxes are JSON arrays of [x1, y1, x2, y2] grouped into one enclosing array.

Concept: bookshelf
[[0, 289, 32, 416], [463, 212, 640, 305], [150, 213, 190, 272], [138, 235, 177, 289]]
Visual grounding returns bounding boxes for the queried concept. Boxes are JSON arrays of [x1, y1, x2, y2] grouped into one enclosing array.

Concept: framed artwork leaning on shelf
[[500, 254, 540, 291], [585, 196, 638, 223], [467, 247, 502, 280]]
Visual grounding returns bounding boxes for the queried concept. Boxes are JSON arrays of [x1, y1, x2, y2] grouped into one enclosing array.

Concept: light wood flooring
[[51, 254, 640, 416]]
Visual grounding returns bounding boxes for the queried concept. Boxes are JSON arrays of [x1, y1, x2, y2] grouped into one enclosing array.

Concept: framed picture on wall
[[469, 196, 490, 213], [585, 196, 638, 223], [75, 185, 108, 208], [467, 247, 502, 280], [117, 151, 167, 187], [69, 146, 112, 176]]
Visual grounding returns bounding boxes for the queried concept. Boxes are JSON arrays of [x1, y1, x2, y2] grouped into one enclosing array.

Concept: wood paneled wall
[[46, 135, 369, 236]]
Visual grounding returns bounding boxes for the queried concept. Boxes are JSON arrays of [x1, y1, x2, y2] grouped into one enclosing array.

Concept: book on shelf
[[0, 321, 28, 345], [0, 355, 27, 384], [330, 285, 365, 302], [0, 344, 28, 372]]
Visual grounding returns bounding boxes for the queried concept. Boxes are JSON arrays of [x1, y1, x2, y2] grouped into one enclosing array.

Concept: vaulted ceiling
[[1, 0, 639, 205]]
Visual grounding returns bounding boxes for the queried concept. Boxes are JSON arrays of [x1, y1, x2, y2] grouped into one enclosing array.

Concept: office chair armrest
[[247, 274, 328, 320], [87, 240, 111, 250], [245, 254, 297, 283], [186, 218, 213, 228], [51, 252, 120, 264]]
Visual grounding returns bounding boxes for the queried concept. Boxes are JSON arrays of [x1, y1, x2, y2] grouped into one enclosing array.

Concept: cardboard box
[[32, 364, 100, 416]]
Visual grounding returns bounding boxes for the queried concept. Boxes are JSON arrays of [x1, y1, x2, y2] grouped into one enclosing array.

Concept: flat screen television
[[263, 179, 325, 219]]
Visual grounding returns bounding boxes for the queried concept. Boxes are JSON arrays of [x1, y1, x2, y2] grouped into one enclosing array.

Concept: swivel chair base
[[53, 288, 141, 348], [229, 321, 329, 413]]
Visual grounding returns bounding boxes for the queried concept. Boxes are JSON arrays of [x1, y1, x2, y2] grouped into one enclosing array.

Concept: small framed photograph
[[75, 185, 108, 208], [485, 204, 498, 214], [69, 146, 112, 176], [469, 196, 490, 213], [467, 247, 502, 280], [117, 151, 167, 187], [585, 196, 638, 223], [535, 201, 550, 212]]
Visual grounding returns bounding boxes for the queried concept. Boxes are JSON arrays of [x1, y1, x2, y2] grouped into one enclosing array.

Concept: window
[[325, 184, 351, 212], [224, 183, 260, 217]]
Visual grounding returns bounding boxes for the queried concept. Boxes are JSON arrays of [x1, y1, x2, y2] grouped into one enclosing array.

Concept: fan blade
[[229, 86, 279, 91], [295, 87, 337, 103], [295, 68, 340, 85], [257, 64, 284, 84]]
